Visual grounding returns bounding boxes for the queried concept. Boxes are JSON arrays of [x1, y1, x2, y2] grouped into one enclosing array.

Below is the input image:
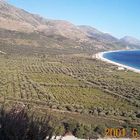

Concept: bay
[[103, 50, 140, 70]]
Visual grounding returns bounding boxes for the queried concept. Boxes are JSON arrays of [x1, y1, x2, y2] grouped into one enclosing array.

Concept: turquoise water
[[103, 50, 140, 70]]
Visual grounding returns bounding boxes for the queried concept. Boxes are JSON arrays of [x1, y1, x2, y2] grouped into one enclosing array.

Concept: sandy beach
[[94, 50, 140, 74], [0, 50, 6, 55]]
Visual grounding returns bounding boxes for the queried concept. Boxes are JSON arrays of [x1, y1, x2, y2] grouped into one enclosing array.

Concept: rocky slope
[[0, 0, 140, 55], [78, 25, 118, 43]]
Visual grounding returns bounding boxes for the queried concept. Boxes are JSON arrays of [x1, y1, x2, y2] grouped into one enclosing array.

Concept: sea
[[103, 50, 140, 70]]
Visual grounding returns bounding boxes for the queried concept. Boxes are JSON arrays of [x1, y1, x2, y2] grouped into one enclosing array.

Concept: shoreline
[[0, 50, 6, 55], [94, 50, 140, 74]]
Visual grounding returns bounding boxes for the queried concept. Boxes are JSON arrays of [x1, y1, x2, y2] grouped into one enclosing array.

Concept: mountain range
[[0, 0, 140, 55]]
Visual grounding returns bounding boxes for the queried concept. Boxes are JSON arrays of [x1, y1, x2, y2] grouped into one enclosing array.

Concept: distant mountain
[[78, 25, 103, 35], [0, 0, 140, 55], [0, 0, 48, 32], [78, 25, 118, 43], [120, 36, 140, 48], [37, 20, 89, 41], [0, 0, 88, 41]]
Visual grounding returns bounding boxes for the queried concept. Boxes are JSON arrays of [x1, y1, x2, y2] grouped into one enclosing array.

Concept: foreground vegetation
[[0, 104, 139, 140], [0, 51, 140, 138]]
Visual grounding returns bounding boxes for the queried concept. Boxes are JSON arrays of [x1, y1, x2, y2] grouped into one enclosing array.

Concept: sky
[[7, 0, 140, 39]]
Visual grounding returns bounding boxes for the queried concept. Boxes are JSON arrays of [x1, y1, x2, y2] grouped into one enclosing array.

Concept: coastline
[[0, 50, 6, 55], [94, 50, 140, 74]]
